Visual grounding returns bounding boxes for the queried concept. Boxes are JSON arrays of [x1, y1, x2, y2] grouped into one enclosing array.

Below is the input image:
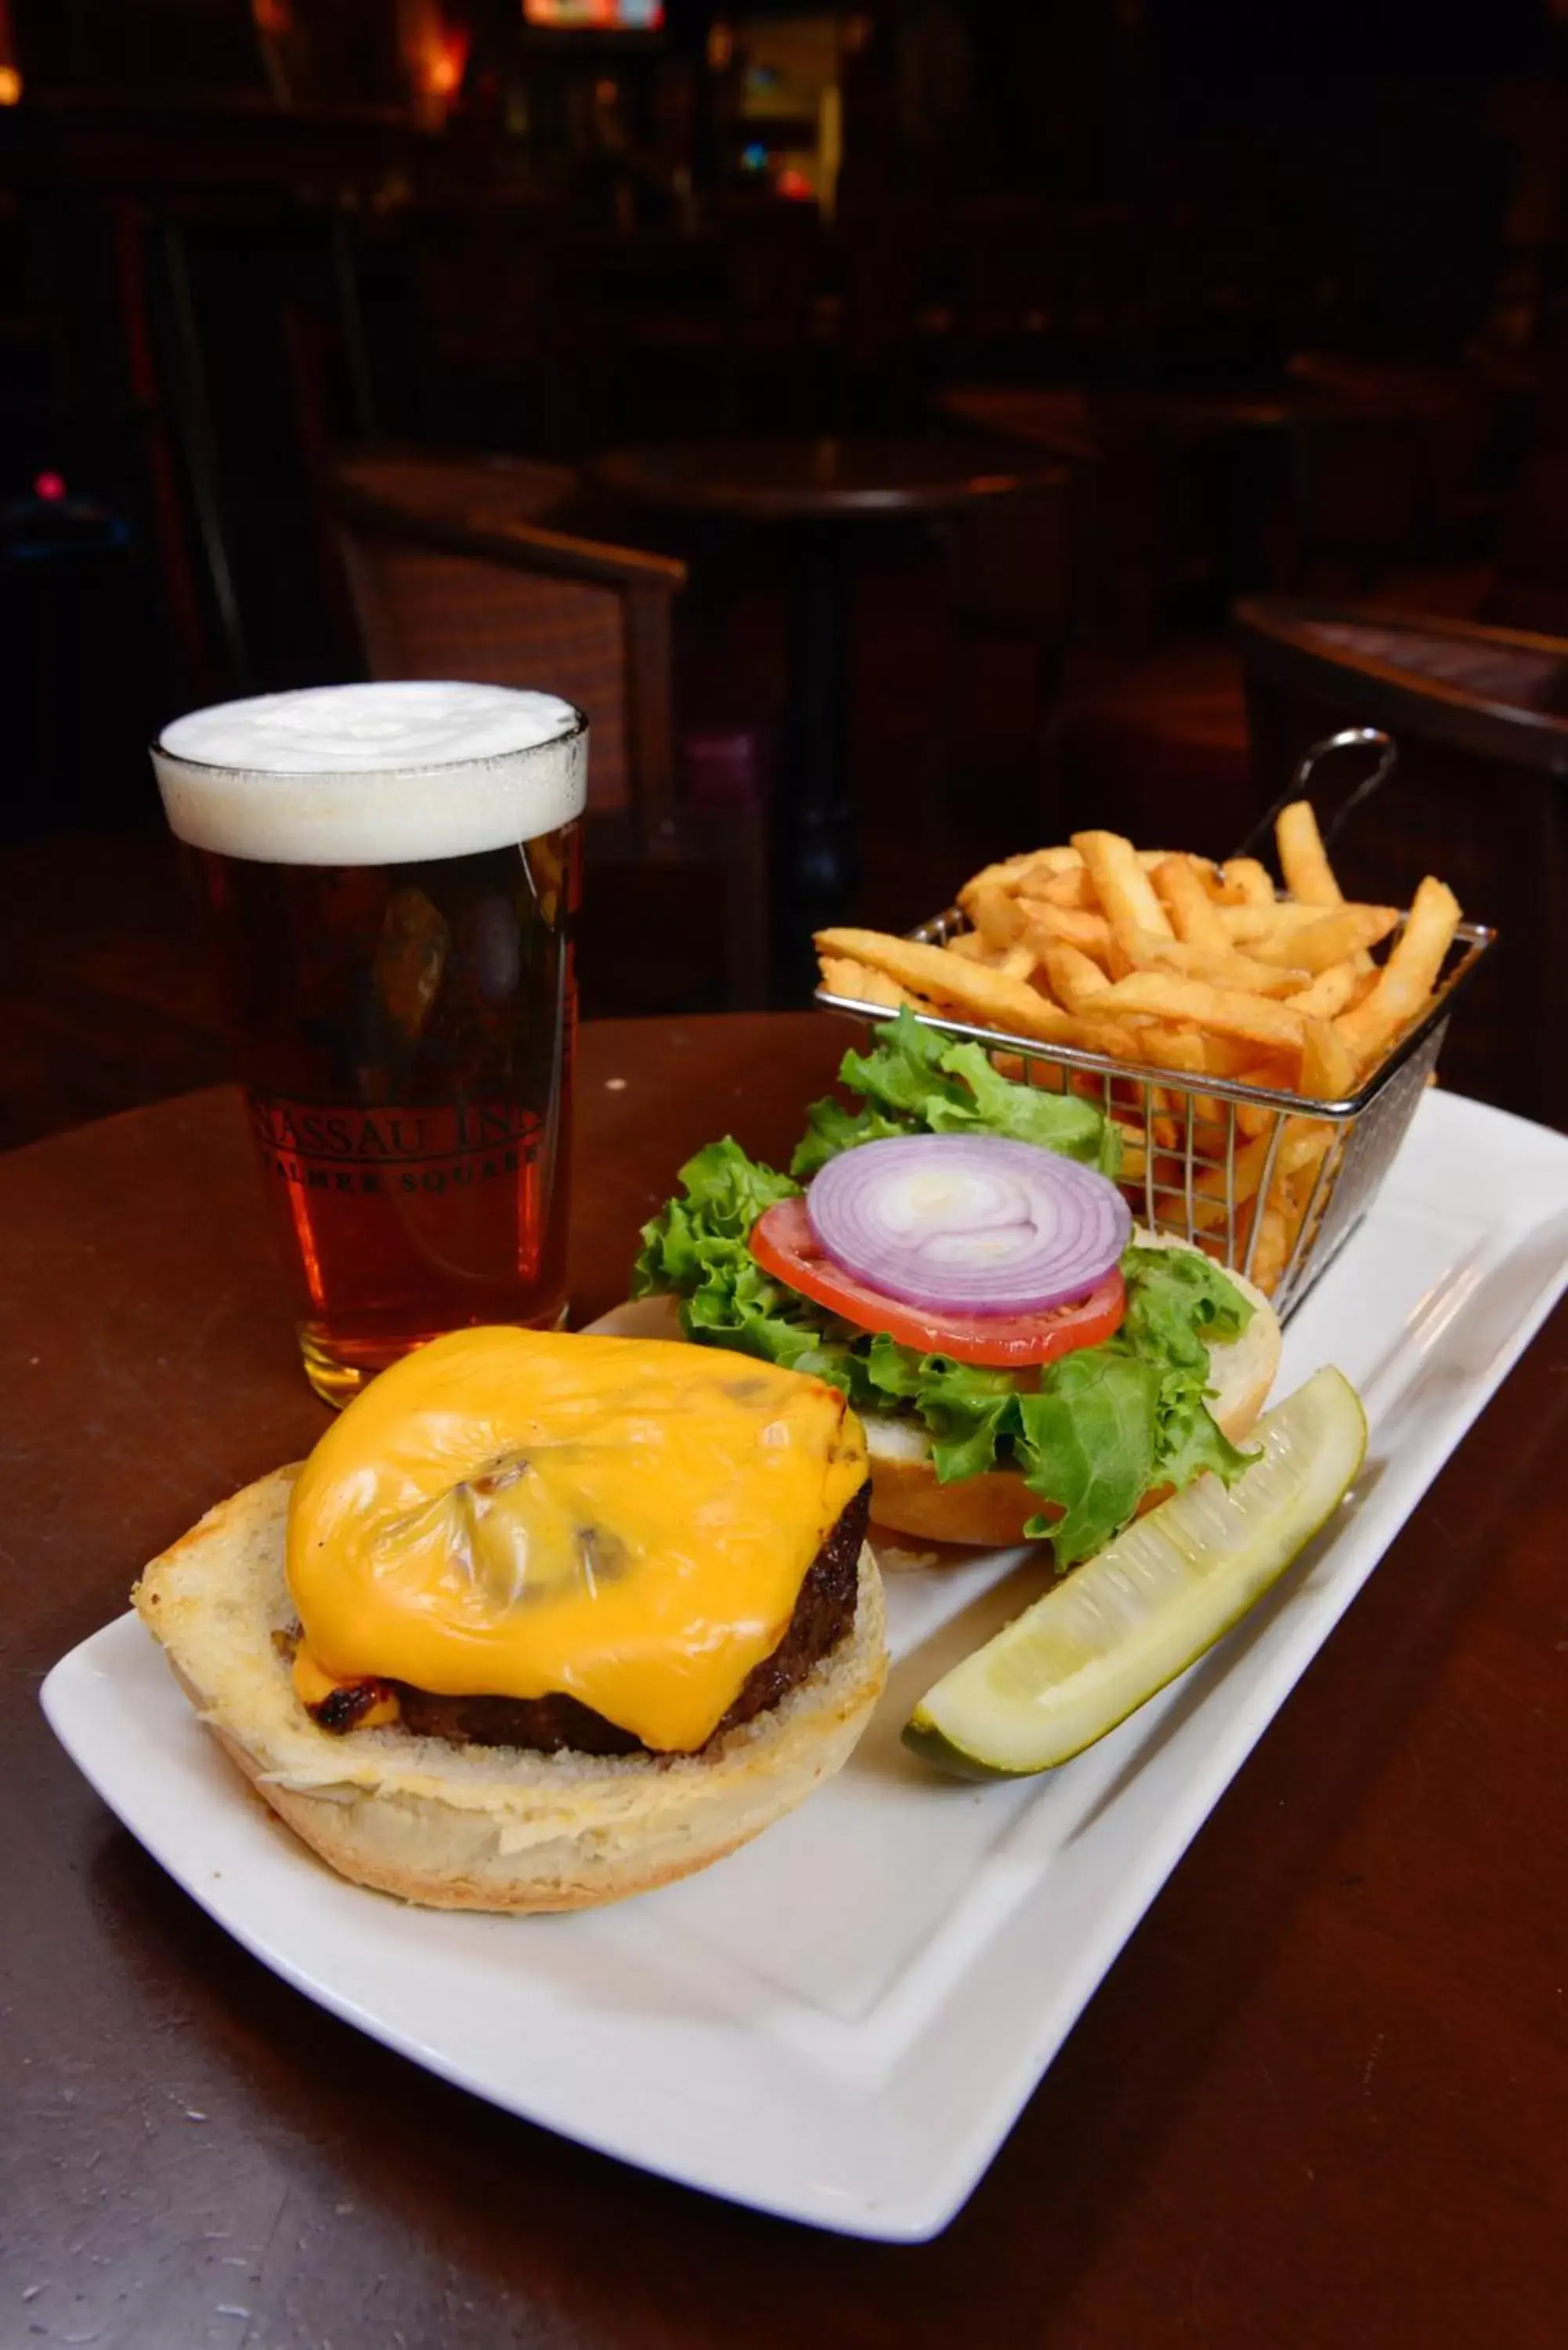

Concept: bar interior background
[[2, 0, 1565, 1143]]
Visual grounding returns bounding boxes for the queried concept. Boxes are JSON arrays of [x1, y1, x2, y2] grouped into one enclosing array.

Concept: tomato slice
[[749, 1197, 1125, 1368]]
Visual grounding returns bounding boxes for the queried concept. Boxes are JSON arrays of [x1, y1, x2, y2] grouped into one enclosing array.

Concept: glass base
[[298, 1302, 572, 1411]]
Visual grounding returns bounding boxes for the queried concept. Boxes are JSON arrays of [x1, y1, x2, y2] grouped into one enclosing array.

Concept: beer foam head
[[154, 682, 587, 864]]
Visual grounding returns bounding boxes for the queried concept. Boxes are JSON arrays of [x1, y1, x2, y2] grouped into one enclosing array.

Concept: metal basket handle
[[1230, 726, 1397, 862]]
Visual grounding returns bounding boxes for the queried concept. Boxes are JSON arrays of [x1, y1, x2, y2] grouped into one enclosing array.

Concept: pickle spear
[[905, 1365, 1366, 1779]]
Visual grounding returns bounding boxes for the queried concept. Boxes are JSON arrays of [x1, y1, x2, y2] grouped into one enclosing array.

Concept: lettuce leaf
[[790, 1008, 1119, 1180], [930, 1041, 1117, 1173], [861, 1332, 1023, 1484], [1015, 1353, 1162, 1563], [1118, 1239, 1253, 1360], [631, 1138, 858, 1390], [790, 1094, 907, 1180], [633, 1014, 1256, 1568]]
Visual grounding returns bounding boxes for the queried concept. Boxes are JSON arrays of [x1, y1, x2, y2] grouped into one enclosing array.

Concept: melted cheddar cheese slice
[[286, 1327, 867, 1753]]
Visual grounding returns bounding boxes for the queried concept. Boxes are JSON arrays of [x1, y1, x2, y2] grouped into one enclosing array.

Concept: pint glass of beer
[[153, 681, 587, 1405]]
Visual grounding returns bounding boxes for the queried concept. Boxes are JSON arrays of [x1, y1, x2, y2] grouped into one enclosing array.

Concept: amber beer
[[154, 682, 587, 1405]]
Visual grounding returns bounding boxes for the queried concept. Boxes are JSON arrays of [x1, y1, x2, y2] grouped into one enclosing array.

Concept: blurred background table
[[5, 1012, 1567, 2350], [594, 437, 1066, 967], [934, 373, 1465, 633]]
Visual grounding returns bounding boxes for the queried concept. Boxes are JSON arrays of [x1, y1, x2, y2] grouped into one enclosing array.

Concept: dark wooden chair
[[1234, 596, 1568, 1126], [331, 449, 576, 534], [326, 449, 769, 1009]]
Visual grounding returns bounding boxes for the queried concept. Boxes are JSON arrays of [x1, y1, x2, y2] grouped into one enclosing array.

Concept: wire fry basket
[[815, 908, 1495, 1319]]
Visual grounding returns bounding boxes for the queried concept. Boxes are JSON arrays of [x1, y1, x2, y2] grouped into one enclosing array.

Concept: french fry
[[1270, 1123, 1338, 1260], [830, 825, 1470, 1297], [1019, 904, 1115, 955], [1187, 1115, 1333, 1232], [1215, 900, 1328, 942], [1267, 1119, 1338, 1270], [1142, 1091, 1180, 1151], [1246, 1202, 1290, 1290], [1274, 800, 1380, 972], [1217, 856, 1275, 907], [1065, 1014, 1152, 1059], [1285, 963, 1360, 1018], [1187, 1119, 1234, 1160], [1041, 942, 1111, 1011], [815, 927, 1078, 1044], [1274, 1164, 1310, 1254], [1210, 1050, 1293, 1136], [1284, 1119, 1337, 1175], [1032, 865, 1097, 909], [1073, 829, 1175, 939], [1113, 1123, 1151, 1184], [1152, 854, 1231, 954], [1129, 1021, 1227, 1127], [1275, 801, 1343, 906], [817, 956, 919, 1010], [1101, 924, 1134, 982], [1277, 1117, 1336, 1185], [958, 848, 1071, 912], [1031, 1054, 1087, 1094], [1247, 904, 1399, 972], [1134, 1021, 1205, 1075], [1196, 1033, 1288, 1082], [1092, 971, 1308, 1058], [1119, 924, 1311, 998], [1234, 1083, 1288, 1138], [1284, 1124, 1345, 1254], [1187, 1132, 1276, 1227], [1335, 877, 1461, 1068], [1190, 1036, 1293, 1134], [967, 880, 1027, 950], [1300, 1016, 1359, 1102]]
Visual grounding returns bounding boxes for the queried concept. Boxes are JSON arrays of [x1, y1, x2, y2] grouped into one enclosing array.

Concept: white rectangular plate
[[43, 1091, 1568, 2241]]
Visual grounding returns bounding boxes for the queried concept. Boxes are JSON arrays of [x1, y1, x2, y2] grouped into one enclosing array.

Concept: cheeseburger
[[135, 1329, 886, 1912], [634, 1010, 1281, 1558]]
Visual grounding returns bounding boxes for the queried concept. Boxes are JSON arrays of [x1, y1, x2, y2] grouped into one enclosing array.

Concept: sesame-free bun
[[591, 1237, 1281, 1556], [133, 1470, 886, 1914], [861, 1240, 1280, 1549]]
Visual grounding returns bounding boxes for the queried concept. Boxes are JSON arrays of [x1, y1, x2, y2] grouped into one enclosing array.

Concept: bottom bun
[[863, 1240, 1282, 1550], [134, 1469, 887, 1914]]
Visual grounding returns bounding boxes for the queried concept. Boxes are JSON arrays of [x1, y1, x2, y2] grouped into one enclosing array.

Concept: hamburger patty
[[302, 1479, 871, 1759]]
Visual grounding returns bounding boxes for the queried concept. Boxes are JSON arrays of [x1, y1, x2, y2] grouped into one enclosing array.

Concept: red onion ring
[[805, 1134, 1130, 1318]]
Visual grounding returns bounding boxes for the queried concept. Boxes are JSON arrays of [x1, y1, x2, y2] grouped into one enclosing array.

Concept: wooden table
[[595, 439, 1062, 960], [5, 1014, 1568, 2348], [934, 379, 1371, 454]]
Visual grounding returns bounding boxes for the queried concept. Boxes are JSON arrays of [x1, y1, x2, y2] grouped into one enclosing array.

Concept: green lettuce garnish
[[792, 1010, 1118, 1180], [632, 1010, 1255, 1567]]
